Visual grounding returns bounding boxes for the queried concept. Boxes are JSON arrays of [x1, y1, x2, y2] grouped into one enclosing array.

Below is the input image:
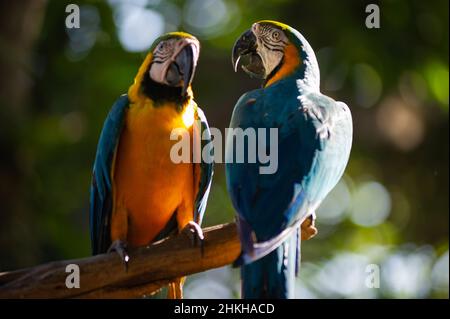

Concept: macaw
[[226, 21, 352, 299], [89, 32, 213, 299]]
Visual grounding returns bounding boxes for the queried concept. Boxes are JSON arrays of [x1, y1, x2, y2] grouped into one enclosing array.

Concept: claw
[[108, 239, 130, 272], [301, 214, 318, 241], [182, 221, 204, 256]]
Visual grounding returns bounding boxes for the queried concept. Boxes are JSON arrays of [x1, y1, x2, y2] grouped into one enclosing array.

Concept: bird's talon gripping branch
[[108, 239, 130, 272], [301, 215, 318, 241], [183, 221, 205, 255]]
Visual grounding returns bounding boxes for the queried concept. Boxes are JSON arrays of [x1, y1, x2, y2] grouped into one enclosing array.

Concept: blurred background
[[0, 0, 448, 298]]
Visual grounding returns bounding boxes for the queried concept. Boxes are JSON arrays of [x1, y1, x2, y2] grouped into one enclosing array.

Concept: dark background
[[0, 0, 448, 298]]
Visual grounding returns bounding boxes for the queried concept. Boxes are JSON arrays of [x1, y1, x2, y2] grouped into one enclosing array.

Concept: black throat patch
[[141, 73, 190, 111]]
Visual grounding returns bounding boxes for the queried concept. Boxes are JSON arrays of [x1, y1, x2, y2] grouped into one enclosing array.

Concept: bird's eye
[[272, 31, 280, 40], [159, 42, 166, 51]]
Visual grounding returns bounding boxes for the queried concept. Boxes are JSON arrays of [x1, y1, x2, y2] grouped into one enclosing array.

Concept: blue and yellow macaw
[[226, 21, 353, 298], [89, 32, 213, 298]]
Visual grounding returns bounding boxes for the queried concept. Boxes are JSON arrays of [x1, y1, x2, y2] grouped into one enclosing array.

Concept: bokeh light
[[350, 181, 392, 227], [109, 0, 165, 52], [317, 179, 351, 225], [183, 0, 240, 39], [307, 252, 376, 298], [381, 245, 435, 298], [431, 251, 449, 296], [376, 95, 425, 151], [353, 63, 383, 108]]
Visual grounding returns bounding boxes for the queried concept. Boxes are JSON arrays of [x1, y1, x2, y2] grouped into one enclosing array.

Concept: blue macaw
[[226, 21, 353, 298], [90, 32, 213, 298]]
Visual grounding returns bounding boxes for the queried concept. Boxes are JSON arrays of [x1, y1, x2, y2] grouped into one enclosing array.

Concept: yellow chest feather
[[111, 99, 196, 245]]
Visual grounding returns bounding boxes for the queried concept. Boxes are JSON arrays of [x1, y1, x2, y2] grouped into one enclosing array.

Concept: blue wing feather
[[226, 79, 352, 264], [193, 107, 214, 225], [90, 94, 129, 254]]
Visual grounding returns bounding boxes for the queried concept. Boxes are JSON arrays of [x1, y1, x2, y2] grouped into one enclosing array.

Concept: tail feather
[[241, 232, 298, 299]]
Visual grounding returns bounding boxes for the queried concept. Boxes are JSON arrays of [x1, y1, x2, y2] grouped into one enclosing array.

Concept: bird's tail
[[241, 230, 299, 299]]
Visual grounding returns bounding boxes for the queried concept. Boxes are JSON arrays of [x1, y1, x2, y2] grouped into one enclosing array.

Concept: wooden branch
[[0, 223, 240, 299]]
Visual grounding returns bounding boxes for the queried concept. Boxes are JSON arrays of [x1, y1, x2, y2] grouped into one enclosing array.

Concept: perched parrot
[[226, 21, 352, 298], [89, 32, 213, 299]]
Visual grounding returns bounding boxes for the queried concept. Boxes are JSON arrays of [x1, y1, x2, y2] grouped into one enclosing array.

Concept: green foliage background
[[0, 0, 448, 298]]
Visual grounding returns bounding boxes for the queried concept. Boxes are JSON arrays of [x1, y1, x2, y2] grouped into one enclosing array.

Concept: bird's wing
[[193, 106, 214, 225], [227, 85, 352, 264], [90, 94, 129, 254], [295, 83, 353, 206]]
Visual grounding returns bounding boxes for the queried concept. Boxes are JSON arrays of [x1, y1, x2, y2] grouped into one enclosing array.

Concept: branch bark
[[0, 223, 240, 299]]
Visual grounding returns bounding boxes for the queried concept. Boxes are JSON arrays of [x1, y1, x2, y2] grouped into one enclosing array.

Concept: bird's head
[[232, 21, 320, 88], [129, 32, 200, 101], [148, 32, 200, 95]]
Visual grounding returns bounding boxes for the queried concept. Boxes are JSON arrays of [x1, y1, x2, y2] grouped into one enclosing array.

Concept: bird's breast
[[112, 99, 195, 246]]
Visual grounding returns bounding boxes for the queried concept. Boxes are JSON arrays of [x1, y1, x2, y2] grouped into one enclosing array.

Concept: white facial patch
[[252, 23, 289, 77], [149, 37, 200, 86]]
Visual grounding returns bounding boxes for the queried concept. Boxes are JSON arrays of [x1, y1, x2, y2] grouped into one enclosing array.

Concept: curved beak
[[232, 29, 257, 72], [175, 44, 196, 96], [161, 38, 199, 96]]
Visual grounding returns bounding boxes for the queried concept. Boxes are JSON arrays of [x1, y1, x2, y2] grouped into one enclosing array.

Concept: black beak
[[175, 44, 196, 96], [232, 29, 257, 72]]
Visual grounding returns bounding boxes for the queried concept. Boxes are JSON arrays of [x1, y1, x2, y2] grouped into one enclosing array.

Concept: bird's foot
[[107, 239, 130, 272], [301, 215, 318, 240], [182, 221, 204, 255]]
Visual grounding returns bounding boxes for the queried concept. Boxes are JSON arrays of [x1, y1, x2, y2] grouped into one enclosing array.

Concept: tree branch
[[0, 223, 240, 298]]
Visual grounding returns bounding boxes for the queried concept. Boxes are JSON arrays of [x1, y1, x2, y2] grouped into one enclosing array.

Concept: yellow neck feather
[[265, 43, 301, 88]]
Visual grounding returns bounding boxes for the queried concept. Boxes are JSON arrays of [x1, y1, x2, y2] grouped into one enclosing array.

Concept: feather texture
[[226, 22, 352, 298]]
